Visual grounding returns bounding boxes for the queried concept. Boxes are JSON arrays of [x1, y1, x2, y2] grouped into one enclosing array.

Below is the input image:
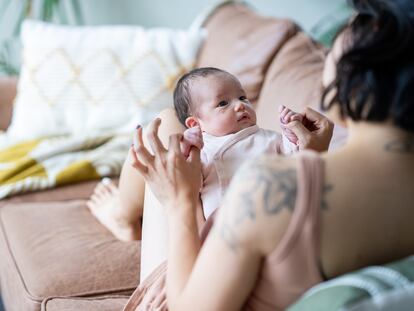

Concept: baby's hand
[[181, 126, 204, 158], [279, 105, 303, 145]]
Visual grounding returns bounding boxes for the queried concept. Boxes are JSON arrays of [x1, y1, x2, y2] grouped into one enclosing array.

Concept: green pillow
[[288, 256, 414, 311], [309, 2, 352, 47]]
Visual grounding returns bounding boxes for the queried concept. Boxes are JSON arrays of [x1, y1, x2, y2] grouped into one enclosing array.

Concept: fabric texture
[[255, 31, 348, 150], [288, 256, 414, 311], [0, 179, 102, 209], [256, 32, 326, 133], [200, 125, 297, 218], [242, 151, 324, 310], [122, 151, 324, 311], [0, 133, 128, 199], [42, 295, 130, 311], [197, 2, 298, 104], [7, 20, 205, 140], [0, 200, 140, 310]]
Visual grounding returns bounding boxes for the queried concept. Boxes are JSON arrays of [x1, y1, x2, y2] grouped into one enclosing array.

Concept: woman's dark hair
[[173, 67, 229, 127], [321, 0, 414, 132]]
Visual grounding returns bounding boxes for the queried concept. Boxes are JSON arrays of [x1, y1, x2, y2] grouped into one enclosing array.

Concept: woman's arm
[[167, 157, 296, 310], [131, 119, 297, 310]]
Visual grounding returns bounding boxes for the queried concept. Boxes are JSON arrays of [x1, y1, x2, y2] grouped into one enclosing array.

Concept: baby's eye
[[239, 96, 248, 101], [217, 101, 229, 107]]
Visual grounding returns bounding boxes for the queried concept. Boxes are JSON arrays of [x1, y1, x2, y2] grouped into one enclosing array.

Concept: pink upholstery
[[41, 296, 129, 311], [197, 3, 298, 104], [0, 200, 140, 310]]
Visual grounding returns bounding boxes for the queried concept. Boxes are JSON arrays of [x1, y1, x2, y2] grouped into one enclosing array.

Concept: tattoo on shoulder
[[384, 136, 414, 153], [261, 166, 297, 214], [217, 162, 298, 251]]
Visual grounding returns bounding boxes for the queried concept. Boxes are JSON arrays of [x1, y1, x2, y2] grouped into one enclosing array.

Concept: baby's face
[[190, 73, 256, 136]]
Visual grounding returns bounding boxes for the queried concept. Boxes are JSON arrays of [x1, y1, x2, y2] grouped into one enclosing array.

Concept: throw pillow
[[7, 20, 205, 140], [287, 256, 414, 311]]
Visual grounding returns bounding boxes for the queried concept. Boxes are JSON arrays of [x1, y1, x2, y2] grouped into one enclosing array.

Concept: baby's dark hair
[[173, 67, 230, 127], [322, 0, 414, 132]]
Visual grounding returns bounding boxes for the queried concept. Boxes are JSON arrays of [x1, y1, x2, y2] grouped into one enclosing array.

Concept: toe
[[107, 182, 119, 194], [96, 184, 110, 198]]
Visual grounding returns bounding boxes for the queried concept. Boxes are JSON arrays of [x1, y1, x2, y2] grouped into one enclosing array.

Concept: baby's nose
[[235, 101, 246, 111]]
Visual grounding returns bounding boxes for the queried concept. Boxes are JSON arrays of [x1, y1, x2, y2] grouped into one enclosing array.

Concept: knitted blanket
[[0, 134, 130, 199]]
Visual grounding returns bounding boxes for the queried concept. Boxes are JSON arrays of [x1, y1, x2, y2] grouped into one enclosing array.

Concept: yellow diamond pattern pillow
[[7, 20, 205, 140]]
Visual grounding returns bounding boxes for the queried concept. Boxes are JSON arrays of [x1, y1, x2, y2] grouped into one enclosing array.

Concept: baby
[[174, 67, 302, 219]]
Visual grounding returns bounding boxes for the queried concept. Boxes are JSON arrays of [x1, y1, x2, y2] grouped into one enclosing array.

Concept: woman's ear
[[185, 116, 200, 128]]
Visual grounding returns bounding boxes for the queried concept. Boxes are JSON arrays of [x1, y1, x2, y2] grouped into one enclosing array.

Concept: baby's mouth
[[238, 113, 250, 122]]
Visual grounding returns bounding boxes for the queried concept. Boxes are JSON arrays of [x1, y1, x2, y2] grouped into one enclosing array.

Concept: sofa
[[0, 2, 334, 310]]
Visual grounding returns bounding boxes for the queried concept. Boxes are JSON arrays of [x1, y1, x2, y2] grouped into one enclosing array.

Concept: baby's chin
[[239, 120, 256, 130]]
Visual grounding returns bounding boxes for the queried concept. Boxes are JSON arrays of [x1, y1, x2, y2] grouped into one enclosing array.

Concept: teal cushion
[[288, 256, 414, 311], [309, 2, 352, 47]]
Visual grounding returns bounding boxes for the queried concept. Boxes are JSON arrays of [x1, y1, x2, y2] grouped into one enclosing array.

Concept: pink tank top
[[243, 151, 324, 310], [123, 151, 325, 311]]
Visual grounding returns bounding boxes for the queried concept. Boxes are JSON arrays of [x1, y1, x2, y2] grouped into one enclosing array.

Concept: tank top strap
[[267, 150, 325, 279]]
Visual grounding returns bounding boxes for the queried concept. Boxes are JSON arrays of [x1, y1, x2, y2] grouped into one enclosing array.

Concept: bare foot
[[87, 178, 141, 241]]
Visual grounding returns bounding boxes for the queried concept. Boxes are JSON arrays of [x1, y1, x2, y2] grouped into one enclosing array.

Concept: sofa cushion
[[197, 2, 298, 104], [41, 296, 129, 311], [0, 200, 140, 310], [256, 31, 326, 133]]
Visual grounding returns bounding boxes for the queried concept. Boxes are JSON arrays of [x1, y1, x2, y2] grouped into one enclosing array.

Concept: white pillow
[[7, 20, 205, 139]]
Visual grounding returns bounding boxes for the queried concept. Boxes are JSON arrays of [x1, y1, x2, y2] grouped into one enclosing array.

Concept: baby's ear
[[185, 116, 199, 128]]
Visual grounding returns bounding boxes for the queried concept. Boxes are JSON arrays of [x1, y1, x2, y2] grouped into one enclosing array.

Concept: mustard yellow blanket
[[0, 134, 130, 199]]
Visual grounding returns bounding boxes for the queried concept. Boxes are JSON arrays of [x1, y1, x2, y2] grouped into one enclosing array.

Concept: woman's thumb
[[286, 121, 310, 146]]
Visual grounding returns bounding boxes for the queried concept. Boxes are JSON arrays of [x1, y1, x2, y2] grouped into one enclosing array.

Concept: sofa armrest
[[0, 76, 17, 132]]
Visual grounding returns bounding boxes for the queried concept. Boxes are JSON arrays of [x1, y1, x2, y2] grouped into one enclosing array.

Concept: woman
[[124, 0, 414, 309]]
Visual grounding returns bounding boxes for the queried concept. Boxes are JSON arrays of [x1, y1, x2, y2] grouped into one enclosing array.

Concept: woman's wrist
[[167, 193, 198, 215]]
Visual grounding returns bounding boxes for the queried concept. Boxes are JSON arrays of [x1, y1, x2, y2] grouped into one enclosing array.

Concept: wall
[[0, 0, 349, 75], [76, 0, 347, 32]]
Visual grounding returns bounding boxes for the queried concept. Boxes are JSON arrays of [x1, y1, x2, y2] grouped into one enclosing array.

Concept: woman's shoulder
[[216, 151, 323, 255]]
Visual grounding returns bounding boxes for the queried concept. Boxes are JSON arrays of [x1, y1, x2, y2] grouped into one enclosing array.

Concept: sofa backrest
[[1, 3, 328, 135], [196, 2, 298, 106], [256, 32, 326, 132], [195, 2, 327, 133]]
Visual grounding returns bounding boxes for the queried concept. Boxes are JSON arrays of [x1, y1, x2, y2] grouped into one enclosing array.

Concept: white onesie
[[200, 125, 297, 218]]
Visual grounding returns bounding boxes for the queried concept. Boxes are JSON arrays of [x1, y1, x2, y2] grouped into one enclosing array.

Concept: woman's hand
[[286, 107, 334, 152], [130, 118, 202, 208]]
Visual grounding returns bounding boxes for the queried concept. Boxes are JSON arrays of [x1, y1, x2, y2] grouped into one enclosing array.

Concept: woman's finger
[[146, 118, 167, 155], [169, 134, 182, 155], [290, 114, 303, 122], [286, 120, 310, 148], [134, 126, 154, 165], [129, 146, 148, 175], [302, 107, 327, 122], [303, 107, 334, 134]]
